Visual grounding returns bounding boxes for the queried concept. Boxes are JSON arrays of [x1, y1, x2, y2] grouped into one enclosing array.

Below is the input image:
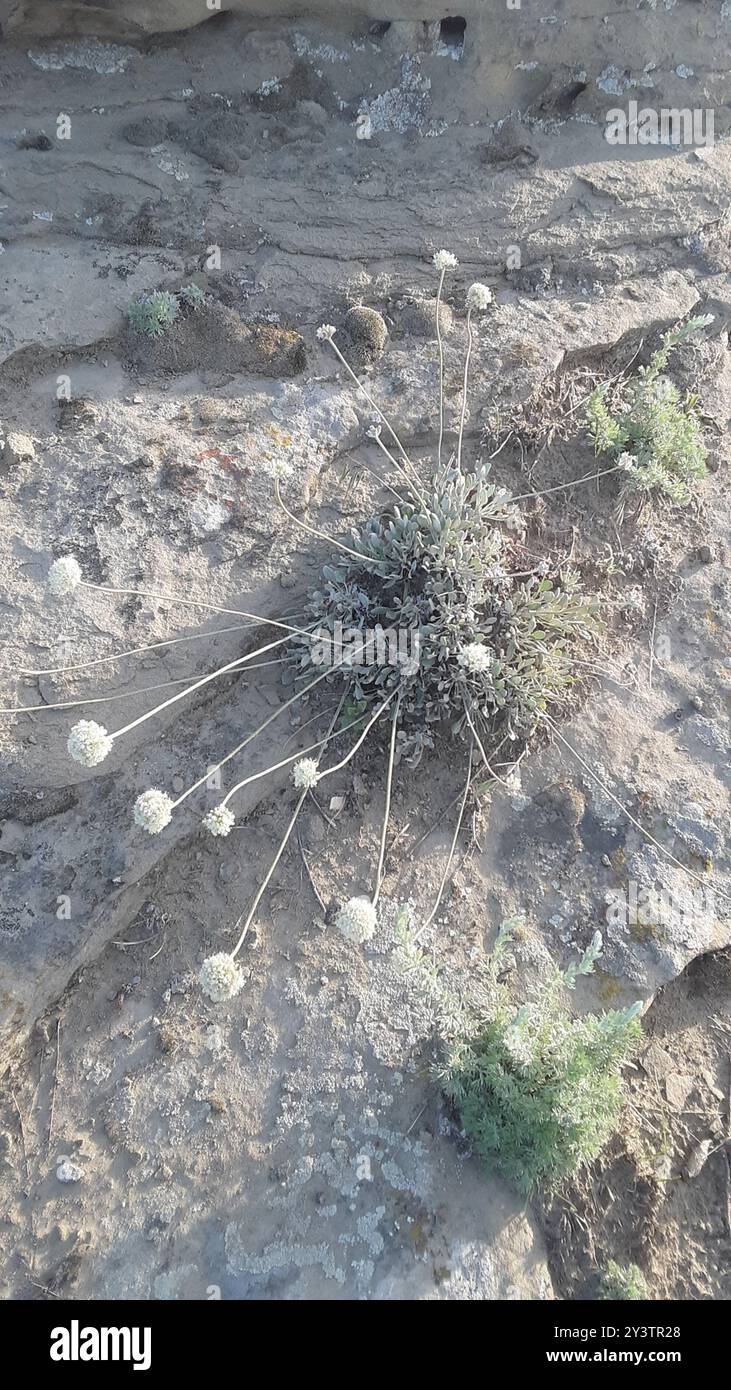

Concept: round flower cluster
[[466, 282, 492, 311], [457, 642, 492, 675], [199, 952, 245, 1003], [203, 804, 236, 837], [433, 250, 458, 271], [617, 451, 638, 473], [133, 788, 173, 834], [335, 895, 377, 945], [293, 757, 319, 790], [316, 323, 336, 341], [48, 555, 82, 596], [67, 719, 113, 766]]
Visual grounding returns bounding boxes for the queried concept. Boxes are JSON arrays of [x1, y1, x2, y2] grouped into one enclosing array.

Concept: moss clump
[[126, 299, 306, 378], [343, 305, 388, 368], [400, 298, 453, 339]]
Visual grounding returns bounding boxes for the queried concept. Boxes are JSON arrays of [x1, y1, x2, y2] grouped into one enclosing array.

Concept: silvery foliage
[[126, 284, 204, 337], [435, 925, 642, 1194], [127, 290, 179, 338], [293, 461, 599, 763], [586, 315, 713, 508]]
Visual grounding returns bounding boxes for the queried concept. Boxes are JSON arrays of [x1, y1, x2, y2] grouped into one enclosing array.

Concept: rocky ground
[[0, 11, 730, 1300]]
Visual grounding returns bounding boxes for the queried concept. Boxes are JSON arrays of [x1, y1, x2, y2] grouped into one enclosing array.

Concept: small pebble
[[56, 1157, 83, 1183]]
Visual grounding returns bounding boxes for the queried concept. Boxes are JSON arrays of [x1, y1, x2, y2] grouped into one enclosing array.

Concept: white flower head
[[133, 788, 173, 834], [273, 458, 293, 481], [617, 451, 638, 472], [67, 719, 113, 766], [48, 555, 82, 596], [366, 422, 382, 440], [335, 895, 377, 945], [433, 250, 458, 272], [293, 757, 319, 790], [457, 642, 492, 675], [199, 952, 245, 1004], [466, 282, 492, 311], [203, 804, 236, 837], [317, 323, 336, 341]]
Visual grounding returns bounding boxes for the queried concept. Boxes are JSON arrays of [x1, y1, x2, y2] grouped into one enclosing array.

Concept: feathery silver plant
[[15, 252, 610, 1001], [585, 315, 713, 515], [435, 926, 643, 1194]]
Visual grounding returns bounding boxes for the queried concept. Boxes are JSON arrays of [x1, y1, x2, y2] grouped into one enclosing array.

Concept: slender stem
[[11, 622, 267, 678], [230, 697, 346, 958], [510, 464, 621, 504], [77, 581, 322, 645], [175, 660, 347, 808], [217, 695, 367, 810], [456, 306, 474, 473], [487, 429, 514, 460], [314, 686, 402, 781], [351, 454, 409, 506], [370, 429, 428, 506], [372, 691, 402, 907], [648, 595, 658, 692], [3, 675, 232, 716], [3, 658, 291, 717], [435, 266, 447, 470], [326, 337, 416, 473], [462, 701, 510, 787], [414, 743, 473, 941], [274, 478, 387, 568], [110, 633, 290, 741], [542, 713, 728, 899]]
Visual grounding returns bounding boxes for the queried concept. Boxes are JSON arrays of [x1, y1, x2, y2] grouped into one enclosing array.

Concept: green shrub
[[599, 1260, 649, 1301], [585, 315, 713, 510], [436, 928, 642, 1195], [296, 466, 600, 764], [127, 290, 179, 338], [178, 282, 206, 311]]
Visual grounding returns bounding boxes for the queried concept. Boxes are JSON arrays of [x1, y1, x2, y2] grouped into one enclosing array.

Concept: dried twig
[[10, 1090, 31, 1188], [648, 595, 658, 691], [47, 1017, 61, 1161], [296, 828, 326, 911]]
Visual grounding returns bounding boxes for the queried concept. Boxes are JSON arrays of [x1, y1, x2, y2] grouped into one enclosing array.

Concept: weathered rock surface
[[0, 8, 729, 1301]]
